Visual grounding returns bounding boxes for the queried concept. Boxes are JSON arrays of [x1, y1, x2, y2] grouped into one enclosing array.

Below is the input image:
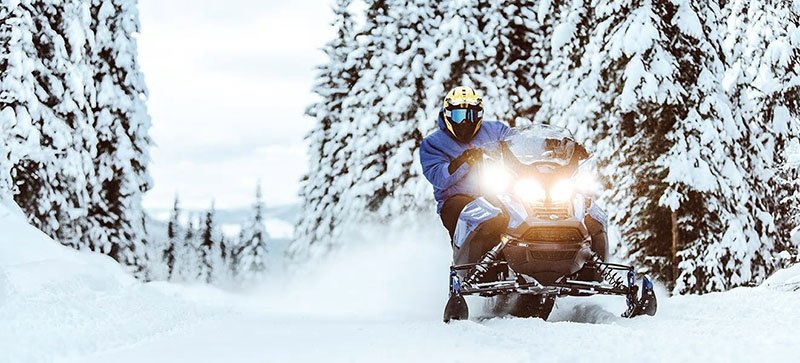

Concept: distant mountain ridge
[[148, 204, 300, 226], [146, 203, 299, 243]]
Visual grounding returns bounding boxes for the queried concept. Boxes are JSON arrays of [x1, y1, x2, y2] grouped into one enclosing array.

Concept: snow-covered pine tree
[[570, 0, 771, 293], [428, 0, 483, 104], [722, 0, 800, 268], [217, 234, 231, 282], [1, 0, 153, 277], [537, 0, 606, 138], [339, 0, 442, 221], [237, 184, 269, 280], [85, 0, 152, 277], [559, 0, 676, 284], [52, 0, 99, 249], [228, 230, 245, 278], [0, 2, 43, 201], [4, 0, 96, 250], [198, 202, 224, 283], [172, 216, 201, 281], [661, 0, 759, 294], [291, 0, 365, 258], [473, 0, 553, 126], [163, 195, 181, 279]]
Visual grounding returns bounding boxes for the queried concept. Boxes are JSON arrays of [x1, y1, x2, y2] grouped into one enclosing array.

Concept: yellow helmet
[[442, 86, 484, 143]]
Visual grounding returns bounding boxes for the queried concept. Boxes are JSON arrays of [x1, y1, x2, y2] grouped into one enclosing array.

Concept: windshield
[[503, 124, 576, 166]]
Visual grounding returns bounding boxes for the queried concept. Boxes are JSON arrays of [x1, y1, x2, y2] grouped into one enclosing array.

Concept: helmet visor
[[446, 108, 481, 124]]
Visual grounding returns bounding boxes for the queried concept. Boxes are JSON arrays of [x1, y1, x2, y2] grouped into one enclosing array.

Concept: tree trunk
[[671, 210, 679, 292]]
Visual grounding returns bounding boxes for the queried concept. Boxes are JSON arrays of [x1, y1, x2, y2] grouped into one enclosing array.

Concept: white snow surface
[[2, 205, 800, 363], [763, 264, 800, 291], [0, 200, 216, 363]]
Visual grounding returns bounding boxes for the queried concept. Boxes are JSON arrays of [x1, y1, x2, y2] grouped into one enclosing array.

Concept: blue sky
[[138, 0, 335, 210]]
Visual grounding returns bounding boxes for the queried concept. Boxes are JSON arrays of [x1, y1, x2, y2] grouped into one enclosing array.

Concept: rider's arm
[[483, 121, 512, 152], [419, 139, 469, 190], [496, 121, 512, 139]]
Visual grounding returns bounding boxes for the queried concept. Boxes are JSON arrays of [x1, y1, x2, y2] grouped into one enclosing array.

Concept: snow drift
[[0, 198, 133, 297], [763, 264, 800, 291], [0, 199, 206, 362]]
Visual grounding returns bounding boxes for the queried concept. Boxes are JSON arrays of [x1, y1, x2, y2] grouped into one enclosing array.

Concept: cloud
[[197, 50, 323, 82], [145, 143, 309, 210], [138, 0, 334, 210], [138, 0, 329, 28]]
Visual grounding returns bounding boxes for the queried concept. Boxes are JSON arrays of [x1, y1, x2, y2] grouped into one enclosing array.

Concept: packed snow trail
[[2, 204, 799, 363], [72, 287, 799, 363]]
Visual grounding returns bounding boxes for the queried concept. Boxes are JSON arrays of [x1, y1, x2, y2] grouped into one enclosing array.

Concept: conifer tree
[[228, 230, 245, 279], [163, 195, 181, 280], [474, 0, 553, 126], [0, 2, 42, 201], [566, 0, 776, 293], [6, 0, 94, 250], [198, 202, 224, 283], [217, 235, 232, 282], [537, 0, 605, 138], [291, 0, 364, 258], [341, 0, 439, 220], [1, 0, 153, 277], [172, 216, 200, 281], [86, 0, 152, 276], [238, 184, 270, 279], [719, 0, 800, 278]]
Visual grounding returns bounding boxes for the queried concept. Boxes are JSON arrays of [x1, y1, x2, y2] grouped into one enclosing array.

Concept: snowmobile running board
[[449, 259, 657, 318]]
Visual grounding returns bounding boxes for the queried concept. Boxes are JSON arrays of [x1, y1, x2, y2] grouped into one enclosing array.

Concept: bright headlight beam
[[575, 172, 600, 193], [514, 179, 546, 202], [481, 164, 513, 194], [550, 179, 575, 203]]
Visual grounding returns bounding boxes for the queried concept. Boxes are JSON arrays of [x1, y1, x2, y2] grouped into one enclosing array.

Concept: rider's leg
[[577, 202, 609, 282], [585, 202, 609, 262], [468, 212, 510, 282], [441, 195, 508, 265], [585, 216, 608, 262], [440, 194, 475, 240], [467, 212, 509, 263]]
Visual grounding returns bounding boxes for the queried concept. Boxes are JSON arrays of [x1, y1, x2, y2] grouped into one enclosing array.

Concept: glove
[[448, 148, 483, 174], [574, 144, 589, 160]]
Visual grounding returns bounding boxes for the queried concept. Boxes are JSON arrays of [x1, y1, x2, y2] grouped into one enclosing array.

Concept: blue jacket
[[419, 115, 511, 213]]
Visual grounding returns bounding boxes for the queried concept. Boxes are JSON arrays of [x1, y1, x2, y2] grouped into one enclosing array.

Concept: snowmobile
[[443, 124, 657, 322]]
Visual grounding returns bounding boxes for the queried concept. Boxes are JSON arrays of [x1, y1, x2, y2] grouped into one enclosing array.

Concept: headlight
[[575, 171, 600, 193], [550, 179, 574, 203], [514, 179, 546, 202], [481, 164, 513, 194]]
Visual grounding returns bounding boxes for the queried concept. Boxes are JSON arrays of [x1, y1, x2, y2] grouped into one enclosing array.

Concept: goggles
[[445, 107, 483, 124]]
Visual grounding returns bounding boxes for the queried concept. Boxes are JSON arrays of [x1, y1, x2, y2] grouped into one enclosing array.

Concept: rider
[[419, 86, 609, 275], [419, 86, 510, 263]]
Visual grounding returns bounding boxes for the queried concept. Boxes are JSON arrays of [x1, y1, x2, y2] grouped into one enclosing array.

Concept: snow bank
[[0, 199, 209, 362], [0, 199, 134, 297], [762, 264, 800, 291]]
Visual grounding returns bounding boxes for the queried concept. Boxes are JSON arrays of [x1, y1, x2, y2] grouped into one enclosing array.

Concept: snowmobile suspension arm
[[451, 258, 635, 298]]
